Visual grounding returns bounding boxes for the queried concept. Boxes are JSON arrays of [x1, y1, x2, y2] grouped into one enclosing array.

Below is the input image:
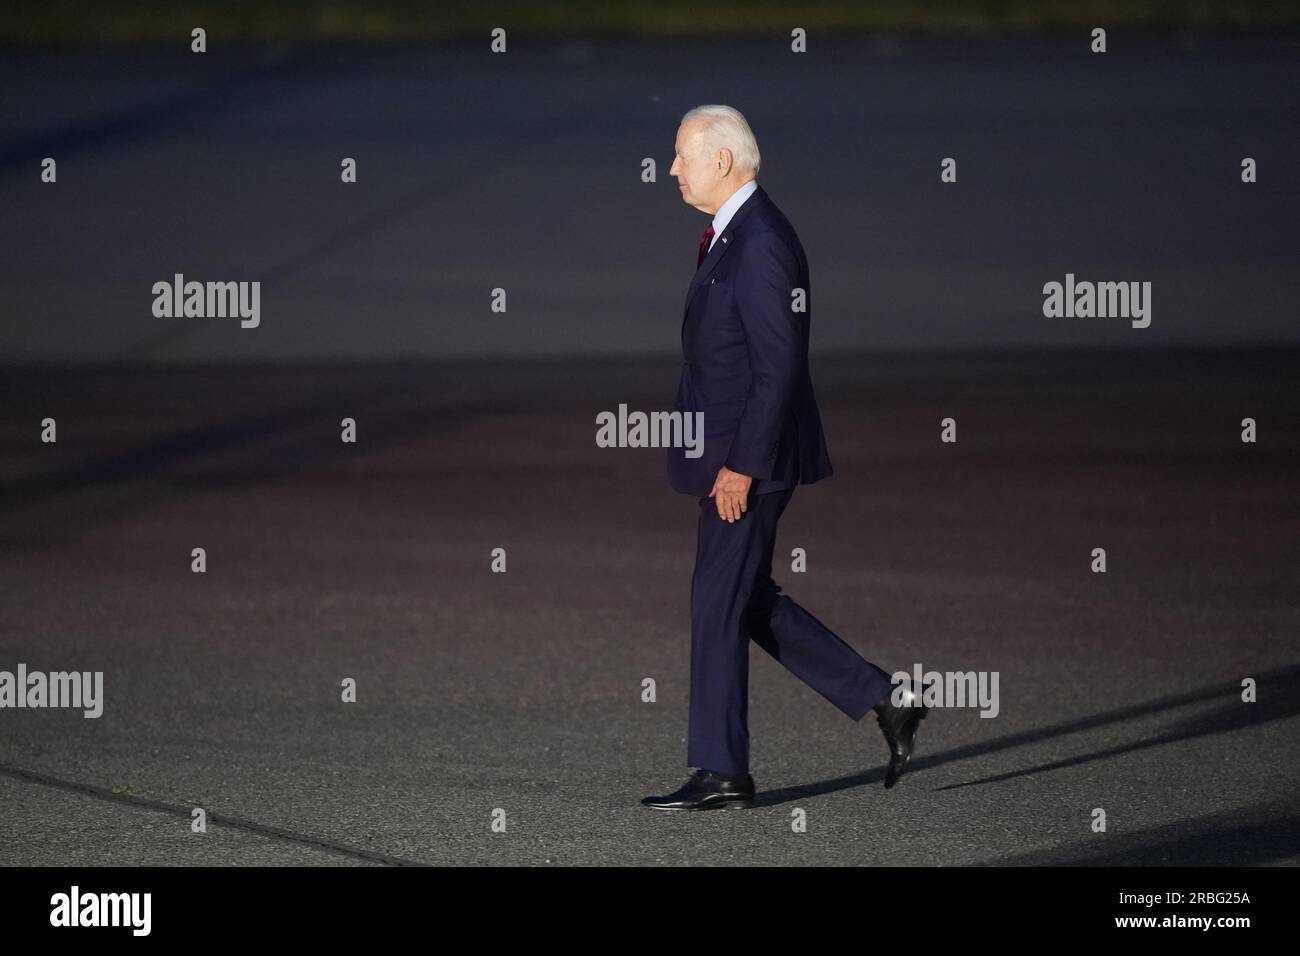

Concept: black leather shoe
[[873, 680, 932, 788], [641, 768, 756, 810]]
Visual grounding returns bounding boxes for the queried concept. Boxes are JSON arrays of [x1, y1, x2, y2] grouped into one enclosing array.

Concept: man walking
[[642, 105, 928, 811]]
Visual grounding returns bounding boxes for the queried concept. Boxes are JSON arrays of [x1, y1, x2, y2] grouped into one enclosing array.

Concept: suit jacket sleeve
[[724, 231, 802, 480]]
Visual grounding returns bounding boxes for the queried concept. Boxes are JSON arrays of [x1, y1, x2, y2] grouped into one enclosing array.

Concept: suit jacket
[[667, 183, 833, 497]]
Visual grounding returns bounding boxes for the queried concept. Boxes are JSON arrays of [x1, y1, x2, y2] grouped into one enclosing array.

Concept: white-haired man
[[643, 105, 929, 811]]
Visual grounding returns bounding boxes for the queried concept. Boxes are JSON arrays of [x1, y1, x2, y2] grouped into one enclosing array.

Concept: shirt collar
[[710, 179, 759, 240]]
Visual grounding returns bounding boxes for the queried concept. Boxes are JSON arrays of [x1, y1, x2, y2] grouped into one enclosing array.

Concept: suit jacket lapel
[[681, 184, 768, 323]]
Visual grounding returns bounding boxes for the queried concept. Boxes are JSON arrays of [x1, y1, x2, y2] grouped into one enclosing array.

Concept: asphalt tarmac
[[1, 33, 1298, 365], [1, 351, 1296, 865], [2, 30, 1297, 866]]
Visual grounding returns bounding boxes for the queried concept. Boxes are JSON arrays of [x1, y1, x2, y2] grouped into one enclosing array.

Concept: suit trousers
[[687, 485, 895, 774]]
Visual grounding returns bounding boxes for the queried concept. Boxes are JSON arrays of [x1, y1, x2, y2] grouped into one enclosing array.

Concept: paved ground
[[1, 352, 1297, 865], [1, 33, 1296, 866], [1, 33, 1298, 365]]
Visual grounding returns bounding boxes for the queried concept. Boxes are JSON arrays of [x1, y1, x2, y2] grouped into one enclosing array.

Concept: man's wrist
[[725, 454, 773, 480]]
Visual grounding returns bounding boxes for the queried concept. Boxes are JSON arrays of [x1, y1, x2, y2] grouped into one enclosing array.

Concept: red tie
[[697, 225, 715, 266]]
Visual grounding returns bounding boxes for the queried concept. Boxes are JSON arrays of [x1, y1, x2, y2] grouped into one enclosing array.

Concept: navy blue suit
[[667, 183, 832, 497], [667, 183, 893, 774]]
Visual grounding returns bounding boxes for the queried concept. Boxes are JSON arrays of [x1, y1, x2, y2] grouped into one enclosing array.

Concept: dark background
[[1, 3, 1297, 866]]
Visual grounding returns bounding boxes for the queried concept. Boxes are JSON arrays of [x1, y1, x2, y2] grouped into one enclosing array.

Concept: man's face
[[671, 119, 721, 213]]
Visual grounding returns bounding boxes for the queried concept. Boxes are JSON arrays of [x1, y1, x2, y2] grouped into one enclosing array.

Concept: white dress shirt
[[708, 179, 759, 252]]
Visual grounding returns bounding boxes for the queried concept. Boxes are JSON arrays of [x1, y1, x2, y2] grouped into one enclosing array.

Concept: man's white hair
[[681, 104, 761, 174]]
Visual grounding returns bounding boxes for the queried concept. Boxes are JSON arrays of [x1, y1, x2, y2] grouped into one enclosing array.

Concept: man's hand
[[709, 466, 753, 522]]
